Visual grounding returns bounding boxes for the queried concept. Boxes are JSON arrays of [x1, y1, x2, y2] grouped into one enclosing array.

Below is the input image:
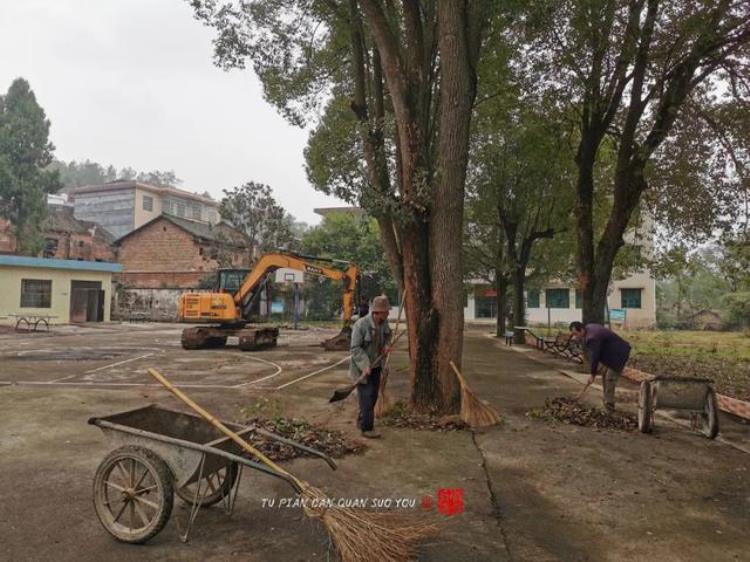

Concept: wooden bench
[[547, 332, 584, 364]]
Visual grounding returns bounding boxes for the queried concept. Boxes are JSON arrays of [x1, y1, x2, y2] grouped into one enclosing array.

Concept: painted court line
[[275, 355, 351, 390], [233, 356, 284, 387], [14, 381, 241, 390]]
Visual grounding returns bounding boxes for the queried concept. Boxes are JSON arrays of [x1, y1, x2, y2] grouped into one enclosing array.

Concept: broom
[[148, 368, 438, 562], [449, 361, 502, 428], [329, 328, 407, 403], [375, 297, 404, 418]]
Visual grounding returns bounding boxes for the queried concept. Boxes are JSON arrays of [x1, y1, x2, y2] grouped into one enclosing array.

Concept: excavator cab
[[216, 268, 251, 295]]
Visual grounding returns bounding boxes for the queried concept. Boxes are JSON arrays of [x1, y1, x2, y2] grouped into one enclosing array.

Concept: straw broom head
[[449, 361, 502, 428], [302, 485, 439, 562]]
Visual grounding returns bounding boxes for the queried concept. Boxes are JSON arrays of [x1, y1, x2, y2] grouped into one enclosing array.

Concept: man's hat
[[371, 295, 390, 313]]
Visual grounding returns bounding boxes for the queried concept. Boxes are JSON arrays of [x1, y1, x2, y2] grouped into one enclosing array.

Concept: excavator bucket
[[322, 326, 352, 351]]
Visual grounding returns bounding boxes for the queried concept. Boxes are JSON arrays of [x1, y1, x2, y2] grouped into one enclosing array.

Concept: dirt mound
[[243, 416, 367, 461], [527, 397, 638, 432]]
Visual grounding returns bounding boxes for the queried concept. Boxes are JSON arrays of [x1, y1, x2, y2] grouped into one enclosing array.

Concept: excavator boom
[[178, 252, 359, 351]]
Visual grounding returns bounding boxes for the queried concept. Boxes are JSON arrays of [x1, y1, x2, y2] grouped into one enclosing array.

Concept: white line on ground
[[83, 353, 156, 374], [275, 355, 351, 390], [232, 355, 284, 387], [13, 381, 242, 390]]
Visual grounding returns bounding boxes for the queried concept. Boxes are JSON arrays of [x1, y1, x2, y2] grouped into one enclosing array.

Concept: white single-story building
[[0, 255, 123, 325], [465, 271, 657, 329]]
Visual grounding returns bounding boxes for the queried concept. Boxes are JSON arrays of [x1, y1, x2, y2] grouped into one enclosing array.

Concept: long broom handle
[[448, 360, 468, 388], [147, 368, 304, 489], [383, 295, 405, 373], [353, 328, 407, 384]]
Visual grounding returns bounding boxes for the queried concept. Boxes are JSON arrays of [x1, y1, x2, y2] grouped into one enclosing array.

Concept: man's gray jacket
[[349, 313, 391, 383]]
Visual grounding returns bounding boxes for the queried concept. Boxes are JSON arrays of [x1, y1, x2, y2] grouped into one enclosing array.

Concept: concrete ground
[[0, 323, 748, 561]]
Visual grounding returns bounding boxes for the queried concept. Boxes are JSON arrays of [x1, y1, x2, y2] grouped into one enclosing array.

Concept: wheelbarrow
[[88, 404, 337, 543], [637, 375, 719, 439]]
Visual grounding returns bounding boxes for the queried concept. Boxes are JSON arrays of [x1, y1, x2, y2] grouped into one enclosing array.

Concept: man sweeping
[[569, 321, 631, 412], [350, 295, 391, 439]]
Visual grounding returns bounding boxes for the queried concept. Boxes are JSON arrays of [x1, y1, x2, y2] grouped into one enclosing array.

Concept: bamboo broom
[[448, 361, 502, 428], [147, 368, 437, 562], [375, 296, 404, 418]]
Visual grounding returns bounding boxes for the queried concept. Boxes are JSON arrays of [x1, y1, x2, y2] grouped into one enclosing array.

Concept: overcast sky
[[0, 0, 345, 224]]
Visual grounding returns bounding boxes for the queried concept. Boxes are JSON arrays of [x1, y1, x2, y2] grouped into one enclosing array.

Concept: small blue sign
[[609, 308, 626, 322], [271, 301, 284, 314]]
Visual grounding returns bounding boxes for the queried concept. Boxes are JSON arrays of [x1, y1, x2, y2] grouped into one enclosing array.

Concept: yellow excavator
[[178, 252, 360, 351]]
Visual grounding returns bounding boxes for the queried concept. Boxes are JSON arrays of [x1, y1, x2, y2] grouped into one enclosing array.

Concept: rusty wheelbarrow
[[88, 405, 336, 544], [637, 375, 719, 439]]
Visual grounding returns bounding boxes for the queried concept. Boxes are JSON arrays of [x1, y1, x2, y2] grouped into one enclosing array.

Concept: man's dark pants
[[357, 367, 381, 432]]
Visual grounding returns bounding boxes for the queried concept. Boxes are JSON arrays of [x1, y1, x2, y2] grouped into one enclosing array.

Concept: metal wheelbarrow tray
[[88, 404, 336, 544], [637, 375, 719, 439]]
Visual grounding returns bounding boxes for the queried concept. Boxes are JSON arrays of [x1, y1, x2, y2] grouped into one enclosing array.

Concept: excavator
[[178, 252, 360, 351]]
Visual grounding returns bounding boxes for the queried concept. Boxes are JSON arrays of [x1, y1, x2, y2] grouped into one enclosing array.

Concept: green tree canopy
[[301, 212, 397, 320], [0, 78, 61, 254], [49, 159, 182, 188], [220, 181, 296, 254], [519, 0, 750, 323]]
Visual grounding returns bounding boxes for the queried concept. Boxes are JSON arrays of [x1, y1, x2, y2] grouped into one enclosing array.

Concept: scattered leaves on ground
[[526, 397, 638, 432], [379, 401, 468, 432], [242, 416, 367, 461]]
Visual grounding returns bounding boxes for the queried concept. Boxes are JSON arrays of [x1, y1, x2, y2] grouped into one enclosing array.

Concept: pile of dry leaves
[[243, 416, 366, 461], [527, 397, 638, 432], [379, 402, 468, 432]]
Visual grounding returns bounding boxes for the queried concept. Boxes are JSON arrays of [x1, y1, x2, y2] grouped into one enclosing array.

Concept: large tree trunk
[[511, 268, 525, 343], [401, 221, 439, 411], [495, 274, 508, 337], [429, 2, 479, 412], [575, 134, 602, 324], [360, 0, 487, 414]]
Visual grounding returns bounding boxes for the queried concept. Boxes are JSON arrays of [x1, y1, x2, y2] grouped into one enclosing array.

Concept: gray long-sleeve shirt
[[584, 323, 631, 375], [349, 313, 391, 383]]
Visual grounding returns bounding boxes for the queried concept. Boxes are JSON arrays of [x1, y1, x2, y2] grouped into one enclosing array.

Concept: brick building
[[41, 205, 116, 261], [0, 218, 14, 253], [0, 205, 116, 262], [114, 213, 251, 289]]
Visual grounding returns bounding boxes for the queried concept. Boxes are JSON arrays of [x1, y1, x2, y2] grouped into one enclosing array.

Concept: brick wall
[[115, 217, 250, 289], [44, 232, 116, 261], [0, 218, 16, 253]]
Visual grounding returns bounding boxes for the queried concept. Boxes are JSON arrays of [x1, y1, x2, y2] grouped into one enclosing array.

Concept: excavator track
[[181, 327, 278, 350], [321, 327, 352, 351]]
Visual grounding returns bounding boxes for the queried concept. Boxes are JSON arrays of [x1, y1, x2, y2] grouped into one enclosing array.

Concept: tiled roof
[[114, 213, 249, 247], [43, 205, 116, 243]]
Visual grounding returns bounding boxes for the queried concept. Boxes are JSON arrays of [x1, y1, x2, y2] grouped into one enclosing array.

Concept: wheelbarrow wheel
[[93, 445, 174, 544], [176, 462, 239, 507], [638, 380, 653, 434], [701, 388, 719, 439]]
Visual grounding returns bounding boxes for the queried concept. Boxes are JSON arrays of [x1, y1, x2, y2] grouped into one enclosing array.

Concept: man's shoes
[[361, 430, 382, 439]]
